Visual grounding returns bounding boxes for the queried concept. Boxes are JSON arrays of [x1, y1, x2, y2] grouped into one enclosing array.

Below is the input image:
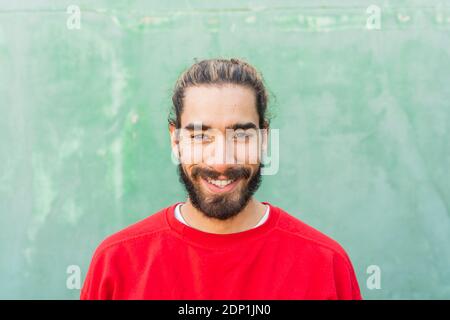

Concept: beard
[[177, 163, 262, 221]]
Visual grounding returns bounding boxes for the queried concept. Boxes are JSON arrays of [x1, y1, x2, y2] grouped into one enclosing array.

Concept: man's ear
[[169, 123, 178, 147], [169, 123, 181, 163], [261, 120, 270, 154]]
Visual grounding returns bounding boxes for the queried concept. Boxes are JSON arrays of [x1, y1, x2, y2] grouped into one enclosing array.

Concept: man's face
[[170, 84, 266, 220]]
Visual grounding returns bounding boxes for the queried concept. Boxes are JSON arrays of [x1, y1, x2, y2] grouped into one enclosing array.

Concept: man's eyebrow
[[183, 122, 258, 131], [226, 122, 258, 130], [184, 123, 212, 131]]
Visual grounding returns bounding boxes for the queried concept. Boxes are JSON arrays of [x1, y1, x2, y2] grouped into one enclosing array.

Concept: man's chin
[[195, 198, 248, 220], [177, 164, 262, 220], [184, 180, 246, 220]]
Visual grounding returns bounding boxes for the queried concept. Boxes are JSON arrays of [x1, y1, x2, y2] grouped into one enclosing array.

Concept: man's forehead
[[180, 84, 259, 128], [183, 83, 256, 103]]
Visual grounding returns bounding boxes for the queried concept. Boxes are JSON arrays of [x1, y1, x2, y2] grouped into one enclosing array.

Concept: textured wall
[[0, 0, 449, 299]]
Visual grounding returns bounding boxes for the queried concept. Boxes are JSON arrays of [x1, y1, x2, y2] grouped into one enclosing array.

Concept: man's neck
[[180, 198, 267, 234]]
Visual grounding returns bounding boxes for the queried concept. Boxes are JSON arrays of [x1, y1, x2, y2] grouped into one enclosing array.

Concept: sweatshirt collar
[[165, 201, 280, 249]]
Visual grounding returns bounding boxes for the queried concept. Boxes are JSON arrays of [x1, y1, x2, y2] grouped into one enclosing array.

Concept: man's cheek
[[179, 143, 203, 164], [235, 140, 260, 165]]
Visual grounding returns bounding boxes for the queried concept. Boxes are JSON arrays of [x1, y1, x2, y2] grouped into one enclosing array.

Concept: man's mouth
[[200, 176, 241, 193]]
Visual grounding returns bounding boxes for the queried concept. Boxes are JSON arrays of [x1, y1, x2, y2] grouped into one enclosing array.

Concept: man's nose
[[204, 136, 236, 168]]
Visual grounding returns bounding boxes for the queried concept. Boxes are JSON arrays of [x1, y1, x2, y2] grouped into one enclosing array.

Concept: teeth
[[206, 178, 234, 188]]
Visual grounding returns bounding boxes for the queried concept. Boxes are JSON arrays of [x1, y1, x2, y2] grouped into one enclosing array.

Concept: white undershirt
[[174, 203, 270, 229]]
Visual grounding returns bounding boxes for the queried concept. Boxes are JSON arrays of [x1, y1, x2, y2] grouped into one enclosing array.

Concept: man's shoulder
[[93, 204, 173, 257], [273, 205, 351, 260]]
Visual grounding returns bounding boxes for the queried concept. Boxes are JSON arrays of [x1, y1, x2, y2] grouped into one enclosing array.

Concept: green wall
[[0, 0, 449, 299]]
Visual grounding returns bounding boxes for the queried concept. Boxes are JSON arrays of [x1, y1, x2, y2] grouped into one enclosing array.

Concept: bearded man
[[81, 58, 362, 300]]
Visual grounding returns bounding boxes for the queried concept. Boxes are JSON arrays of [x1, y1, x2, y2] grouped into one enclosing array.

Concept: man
[[81, 58, 362, 300]]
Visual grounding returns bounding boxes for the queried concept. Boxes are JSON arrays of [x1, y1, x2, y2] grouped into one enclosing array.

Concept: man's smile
[[200, 176, 242, 194]]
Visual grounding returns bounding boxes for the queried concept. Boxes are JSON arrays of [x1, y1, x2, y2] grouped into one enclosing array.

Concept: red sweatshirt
[[81, 202, 362, 300]]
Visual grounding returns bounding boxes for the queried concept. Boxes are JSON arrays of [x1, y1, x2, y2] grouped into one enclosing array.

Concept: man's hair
[[169, 58, 270, 129]]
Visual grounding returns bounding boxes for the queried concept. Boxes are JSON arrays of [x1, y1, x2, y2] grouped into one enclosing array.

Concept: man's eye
[[234, 131, 251, 140], [191, 133, 210, 142]]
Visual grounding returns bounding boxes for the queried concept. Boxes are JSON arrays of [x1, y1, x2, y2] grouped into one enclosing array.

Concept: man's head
[[169, 58, 270, 220]]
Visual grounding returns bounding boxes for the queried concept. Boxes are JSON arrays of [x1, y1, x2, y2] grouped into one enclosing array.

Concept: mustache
[[191, 166, 252, 181]]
